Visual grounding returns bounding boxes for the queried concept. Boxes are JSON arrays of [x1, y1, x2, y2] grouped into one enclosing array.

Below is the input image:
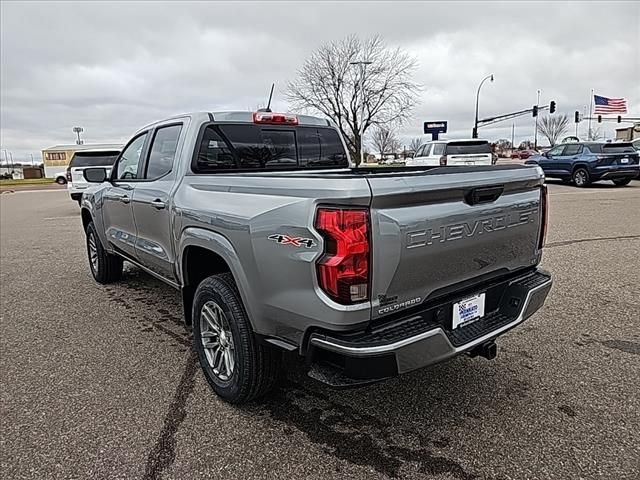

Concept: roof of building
[[42, 143, 122, 152]]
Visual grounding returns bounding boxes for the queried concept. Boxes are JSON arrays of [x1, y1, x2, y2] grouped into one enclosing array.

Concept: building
[[615, 122, 640, 142], [41, 143, 122, 178]]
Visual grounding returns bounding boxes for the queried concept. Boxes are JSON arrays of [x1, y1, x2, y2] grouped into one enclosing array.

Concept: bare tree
[[537, 114, 570, 146], [590, 127, 603, 140], [370, 127, 400, 156], [519, 140, 534, 150], [409, 137, 423, 152], [286, 35, 419, 164]]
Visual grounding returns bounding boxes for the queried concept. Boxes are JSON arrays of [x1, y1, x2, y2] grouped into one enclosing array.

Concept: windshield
[[195, 124, 348, 172], [70, 151, 120, 168], [445, 141, 491, 155]]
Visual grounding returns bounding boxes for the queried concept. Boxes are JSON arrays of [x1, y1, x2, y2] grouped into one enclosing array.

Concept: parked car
[[511, 150, 537, 160], [525, 142, 639, 187], [80, 111, 552, 404], [406, 139, 493, 166], [54, 172, 68, 185], [67, 147, 122, 204]]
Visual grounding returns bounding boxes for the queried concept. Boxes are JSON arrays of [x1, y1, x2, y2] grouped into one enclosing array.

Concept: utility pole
[[533, 89, 541, 149], [73, 126, 84, 145], [30, 153, 35, 165], [473, 74, 494, 138], [350, 60, 372, 166], [511, 123, 515, 150], [587, 88, 594, 141]]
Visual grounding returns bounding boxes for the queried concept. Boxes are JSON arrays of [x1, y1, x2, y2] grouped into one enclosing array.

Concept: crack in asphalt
[[142, 350, 198, 480], [251, 381, 479, 480], [545, 234, 640, 249]]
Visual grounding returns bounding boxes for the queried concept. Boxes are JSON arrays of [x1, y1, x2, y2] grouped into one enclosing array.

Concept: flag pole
[[588, 88, 594, 140]]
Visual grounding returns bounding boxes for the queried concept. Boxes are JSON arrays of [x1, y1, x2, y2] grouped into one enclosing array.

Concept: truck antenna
[[258, 83, 275, 113]]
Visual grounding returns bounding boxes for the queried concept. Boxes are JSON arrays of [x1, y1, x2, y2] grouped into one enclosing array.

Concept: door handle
[[119, 195, 131, 204], [150, 199, 166, 210]]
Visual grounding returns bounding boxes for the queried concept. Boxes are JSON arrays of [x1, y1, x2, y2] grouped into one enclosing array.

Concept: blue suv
[[525, 142, 639, 187]]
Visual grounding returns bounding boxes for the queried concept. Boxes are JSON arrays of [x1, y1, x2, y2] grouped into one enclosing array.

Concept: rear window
[[600, 143, 637, 154], [195, 124, 348, 172], [70, 151, 119, 168], [445, 141, 491, 155], [586, 143, 637, 154]]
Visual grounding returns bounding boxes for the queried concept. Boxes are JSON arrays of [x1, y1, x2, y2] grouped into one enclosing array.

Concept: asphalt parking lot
[[1, 181, 639, 480]]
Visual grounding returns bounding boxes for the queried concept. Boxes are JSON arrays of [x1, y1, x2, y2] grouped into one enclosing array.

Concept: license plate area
[[452, 293, 486, 329]]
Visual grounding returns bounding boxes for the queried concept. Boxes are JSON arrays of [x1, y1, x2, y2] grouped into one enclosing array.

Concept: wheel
[[193, 273, 280, 404], [572, 168, 590, 187], [86, 222, 123, 284], [56, 177, 67, 185], [612, 178, 632, 187]]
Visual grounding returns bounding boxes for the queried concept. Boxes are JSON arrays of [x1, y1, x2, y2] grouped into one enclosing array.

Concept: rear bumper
[[308, 269, 552, 385], [590, 166, 639, 180]]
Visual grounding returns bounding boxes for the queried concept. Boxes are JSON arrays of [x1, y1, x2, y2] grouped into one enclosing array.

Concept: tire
[[193, 273, 280, 404], [56, 177, 67, 185], [572, 168, 590, 187], [612, 178, 632, 187], [86, 222, 123, 284]]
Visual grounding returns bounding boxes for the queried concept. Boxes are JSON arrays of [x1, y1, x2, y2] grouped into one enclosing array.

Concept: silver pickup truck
[[80, 111, 552, 404]]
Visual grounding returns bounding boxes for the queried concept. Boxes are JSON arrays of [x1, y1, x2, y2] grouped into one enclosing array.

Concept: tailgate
[[366, 166, 544, 320], [446, 153, 493, 166]]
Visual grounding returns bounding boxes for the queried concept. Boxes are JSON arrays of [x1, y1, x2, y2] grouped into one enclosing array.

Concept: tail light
[[315, 207, 370, 304], [253, 112, 298, 125], [538, 185, 548, 249], [439, 155, 447, 166], [66, 168, 71, 182]]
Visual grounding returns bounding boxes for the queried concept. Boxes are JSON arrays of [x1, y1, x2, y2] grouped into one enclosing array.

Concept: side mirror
[[84, 167, 108, 183]]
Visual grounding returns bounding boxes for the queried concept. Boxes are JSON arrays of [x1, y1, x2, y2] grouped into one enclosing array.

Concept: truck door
[[132, 123, 185, 282], [102, 132, 149, 259]]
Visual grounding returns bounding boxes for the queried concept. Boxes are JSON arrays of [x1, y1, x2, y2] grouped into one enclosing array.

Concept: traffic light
[[549, 101, 556, 114], [617, 115, 622, 123], [574, 111, 580, 123], [597, 115, 602, 123], [532, 106, 538, 117]]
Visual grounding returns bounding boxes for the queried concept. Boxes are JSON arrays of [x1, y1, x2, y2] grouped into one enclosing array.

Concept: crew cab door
[[132, 122, 185, 282], [103, 132, 149, 259]]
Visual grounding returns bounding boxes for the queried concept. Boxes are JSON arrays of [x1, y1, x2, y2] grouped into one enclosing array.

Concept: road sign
[[423, 121, 447, 140]]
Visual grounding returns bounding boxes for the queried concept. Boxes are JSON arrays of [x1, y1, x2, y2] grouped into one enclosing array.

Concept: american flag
[[593, 95, 627, 114]]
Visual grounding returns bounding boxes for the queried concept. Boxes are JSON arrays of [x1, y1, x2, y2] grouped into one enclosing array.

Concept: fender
[[80, 193, 111, 254], [177, 226, 260, 331]]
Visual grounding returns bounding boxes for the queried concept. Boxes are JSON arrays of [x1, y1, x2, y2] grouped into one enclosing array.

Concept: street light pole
[[350, 60, 372, 165], [534, 89, 541, 150], [473, 74, 494, 139]]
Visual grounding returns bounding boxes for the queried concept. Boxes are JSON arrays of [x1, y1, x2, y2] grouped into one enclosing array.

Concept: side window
[[414, 145, 425, 157], [117, 133, 147, 180], [547, 145, 565, 156], [432, 143, 445, 156], [146, 125, 182, 179], [423, 144, 433, 157], [562, 144, 582, 156]]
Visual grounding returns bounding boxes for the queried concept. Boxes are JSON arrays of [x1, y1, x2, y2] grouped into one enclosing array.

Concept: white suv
[[68, 147, 122, 204], [407, 139, 493, 167]]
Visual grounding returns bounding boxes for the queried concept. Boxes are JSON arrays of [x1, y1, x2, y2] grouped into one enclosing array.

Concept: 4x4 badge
[[268, 234, 316, 248]]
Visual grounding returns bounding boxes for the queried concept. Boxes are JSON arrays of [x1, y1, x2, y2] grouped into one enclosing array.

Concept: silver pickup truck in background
[[80, 111, 552, 404]]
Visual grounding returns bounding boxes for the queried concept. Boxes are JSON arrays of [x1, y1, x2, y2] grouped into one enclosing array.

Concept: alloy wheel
[[200, 300, 235, 381]]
